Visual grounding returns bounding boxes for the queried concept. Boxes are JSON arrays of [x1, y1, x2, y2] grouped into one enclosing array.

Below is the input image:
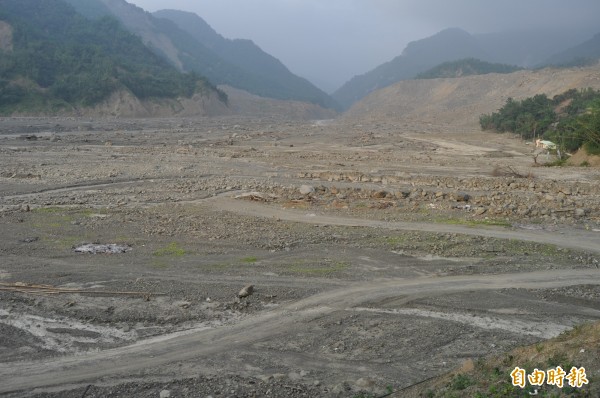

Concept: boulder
[[299, 185, 315, 195], [238, 284, 254, 298]]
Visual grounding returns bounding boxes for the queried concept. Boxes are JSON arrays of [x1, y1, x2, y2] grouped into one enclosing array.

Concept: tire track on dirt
[[211, 197, 600, 254], [1, 269, 599, 394]]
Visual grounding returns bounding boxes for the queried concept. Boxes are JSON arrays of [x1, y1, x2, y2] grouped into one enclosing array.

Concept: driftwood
[[0, 282, 163, 298]]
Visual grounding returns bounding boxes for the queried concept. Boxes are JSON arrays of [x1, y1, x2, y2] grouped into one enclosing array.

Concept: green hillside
[[416, 58, 522, 79], [67, 1, 337, 110], [0, 0, 224, 114]]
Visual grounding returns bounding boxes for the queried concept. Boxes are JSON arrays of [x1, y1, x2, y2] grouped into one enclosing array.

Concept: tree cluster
[[479, 88, 600, 154]]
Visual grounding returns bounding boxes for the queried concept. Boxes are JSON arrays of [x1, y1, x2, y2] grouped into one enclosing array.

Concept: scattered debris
[[234, 192, 275, 202], [491, 165, 533, 179], [453, 192, 471, 202], [19, 236, 39, 243], [18, 134, 38, 141], [370, 201, 394, 209], [74, 243, 131, 254]]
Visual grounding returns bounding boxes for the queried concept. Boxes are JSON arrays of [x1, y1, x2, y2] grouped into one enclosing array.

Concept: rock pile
[[292, 172, 599, 223]]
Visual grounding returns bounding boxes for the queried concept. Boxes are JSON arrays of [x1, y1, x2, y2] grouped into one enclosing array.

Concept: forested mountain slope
[[66, 0, 337, 110], [0, 0, 226, 116]]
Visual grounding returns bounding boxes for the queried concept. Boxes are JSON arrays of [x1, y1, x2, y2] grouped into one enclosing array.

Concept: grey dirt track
[[212, 197, 600, 254], [1, 263, 599, 394]]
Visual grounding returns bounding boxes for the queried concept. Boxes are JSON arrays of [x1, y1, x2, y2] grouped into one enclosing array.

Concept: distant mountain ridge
[[474, 28, 597, 68], [153, 9, 337, 110], [66, 0, 337, 110], [333, 26, 600, 110], [332, 28, 493, 109], [542, 32, 600, 67]]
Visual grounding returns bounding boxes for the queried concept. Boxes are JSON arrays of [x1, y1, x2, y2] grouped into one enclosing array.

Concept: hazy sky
[[128, 0, 600, 93]]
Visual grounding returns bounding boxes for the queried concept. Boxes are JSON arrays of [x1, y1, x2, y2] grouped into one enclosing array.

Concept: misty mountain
[[67, 0, 337, 110], [541, 32, 600, 67], [333, 25, 600, 110], [154, 9, 330, 108], [0, 0, 224, 115], [474, 28, 597, 68], [333, 28, 492, 110], [342, 66, 600, 131]]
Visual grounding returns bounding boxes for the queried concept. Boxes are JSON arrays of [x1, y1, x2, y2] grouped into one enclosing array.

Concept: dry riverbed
[[1, 116, 599, 397]]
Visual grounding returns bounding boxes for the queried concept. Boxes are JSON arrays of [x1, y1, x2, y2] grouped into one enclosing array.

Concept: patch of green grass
[[384, 235, 410, 245], [31, 208, 110, 231], [547, 353, 569, 368], [241, 256, 258, 263], [514, 241, 561, 256], [30, 208, 78, 228], [450, 374, 474, 391], [543, 158, 568, 167], [423, 322, 600, 397], [153, 242, 187, 257], [77, 208, 106, 218], [287, 260, 350, 276]]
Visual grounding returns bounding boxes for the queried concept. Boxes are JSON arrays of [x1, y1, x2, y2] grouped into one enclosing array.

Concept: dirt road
[[2, 268, 599, 395], [212, 197, 600, 254]]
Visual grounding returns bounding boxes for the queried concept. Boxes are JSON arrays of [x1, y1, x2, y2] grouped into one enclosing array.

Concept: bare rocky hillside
[[221, 86, 337, 120], [82, 89, 230, 118], [343, 65, 600, 129], [48, 86, 335, 120]]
